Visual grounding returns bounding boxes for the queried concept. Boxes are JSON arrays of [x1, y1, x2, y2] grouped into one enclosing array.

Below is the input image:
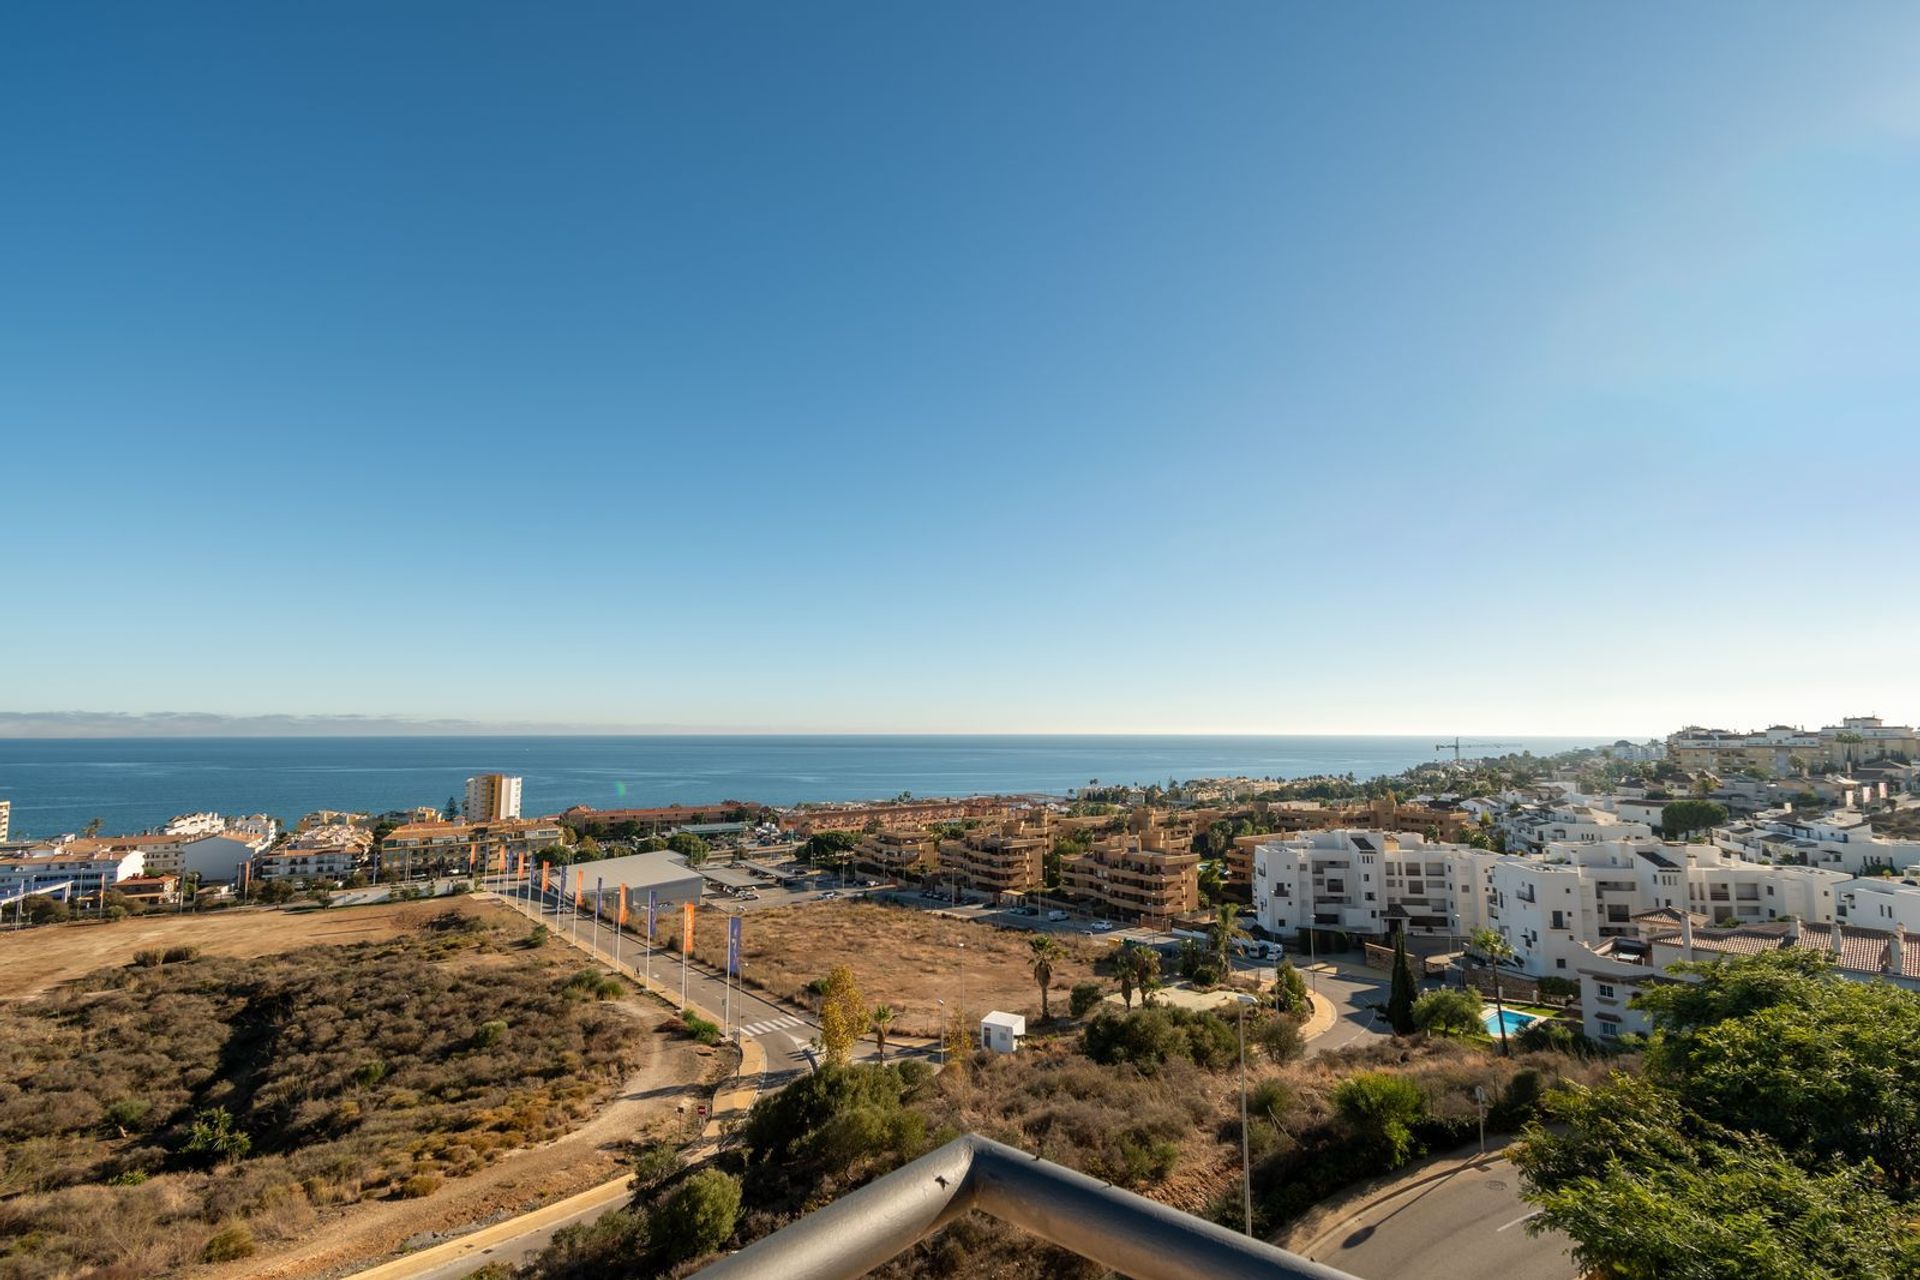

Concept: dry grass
[[0, 903, 648, 1279], [0, 900, 491, 1003], [684, 901, 1109, 1037]]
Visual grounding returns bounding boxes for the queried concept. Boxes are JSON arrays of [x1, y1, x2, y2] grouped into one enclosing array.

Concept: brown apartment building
[[853, 829, 940, 877], [1064, 811, 1200, 927], [785, 797, 1021, 836], [938, 820, 1047, 896]]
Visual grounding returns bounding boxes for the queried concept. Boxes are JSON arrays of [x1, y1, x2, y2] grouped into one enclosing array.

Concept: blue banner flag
[[646, 889, 657, 937], [726, 915, 743, 977], [596, 876, 604, 916]]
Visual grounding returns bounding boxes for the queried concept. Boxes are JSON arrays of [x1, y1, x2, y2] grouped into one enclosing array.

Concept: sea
[[0, 734, 1608, 841]]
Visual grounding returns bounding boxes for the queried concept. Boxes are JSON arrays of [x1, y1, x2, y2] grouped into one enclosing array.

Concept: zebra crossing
[[737, 1014, 810, 1038]]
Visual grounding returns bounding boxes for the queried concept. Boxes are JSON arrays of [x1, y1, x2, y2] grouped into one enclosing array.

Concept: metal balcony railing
[[694, 1132, 1360, 1280]]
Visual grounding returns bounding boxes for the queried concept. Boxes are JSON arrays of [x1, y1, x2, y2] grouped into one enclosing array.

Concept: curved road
[[1298, 1156, 1574, 1280]]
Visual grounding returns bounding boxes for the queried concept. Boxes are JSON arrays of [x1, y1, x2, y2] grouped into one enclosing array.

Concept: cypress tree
[[1387, 931, 1418, 1035]]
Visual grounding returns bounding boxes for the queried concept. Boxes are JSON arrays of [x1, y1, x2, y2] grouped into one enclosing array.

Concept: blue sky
[[5, 4, 1919, 735]]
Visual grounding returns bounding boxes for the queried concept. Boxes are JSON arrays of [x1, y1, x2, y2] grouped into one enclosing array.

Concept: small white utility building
[[979, 1011, 1026, 1054]]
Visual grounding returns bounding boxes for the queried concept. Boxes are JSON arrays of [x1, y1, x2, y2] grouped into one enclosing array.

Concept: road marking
[[1496, 1209, 1543, 1233]]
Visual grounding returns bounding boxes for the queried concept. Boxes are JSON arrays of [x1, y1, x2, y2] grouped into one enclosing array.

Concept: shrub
[[1082, 1006, 1239, 1074], [1069, 982, 1105, 1018], [527, 923, 550, 948], [1515, 1019, 1579, 1056], [203, 1222, 256, 1262], [1413, 989, 1484, 1037], [1255, 1013, 1304, 1063], [132, 949, 164, 968], [631, 1140, 681, 1190], [184, 1107, 252, 1165], [683, 1014, 722, 1045], [161, 945, 200, 963], [104, 1098, 152, 1132], [1332, 1072, 1427, 1169], [399, 1172, 443, 1198], [649, 1168, 740, 1263], [473, 1020, 509, 1049]]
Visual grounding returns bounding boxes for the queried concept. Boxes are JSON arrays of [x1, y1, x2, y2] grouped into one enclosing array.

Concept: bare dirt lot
[[0, 900, 515, 1002], [687, 899, 1111, 1037]]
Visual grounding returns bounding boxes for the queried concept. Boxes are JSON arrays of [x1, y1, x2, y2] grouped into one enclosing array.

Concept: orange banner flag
[[541, 863, 551, 893], [618, 884, 629, 926], [574, 881, 584, 908], [682, 902, 695, 953]]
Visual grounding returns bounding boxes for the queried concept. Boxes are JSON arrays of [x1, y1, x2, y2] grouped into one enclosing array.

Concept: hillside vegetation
[[0, 908, 645, 1278]]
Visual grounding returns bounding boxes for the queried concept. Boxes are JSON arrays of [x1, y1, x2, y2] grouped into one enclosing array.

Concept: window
[[1596, 982, 1616, 999], [1555, 958, 1567, 970]]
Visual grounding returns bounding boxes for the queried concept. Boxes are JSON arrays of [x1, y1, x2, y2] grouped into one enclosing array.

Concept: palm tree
[[870, 1004, 894, 1061], [1116, 942, 1140, 1008], [1029, 935, 1062, 1021], [1211, 902, 1249, 974], [1469, 927, 1515, 1056]]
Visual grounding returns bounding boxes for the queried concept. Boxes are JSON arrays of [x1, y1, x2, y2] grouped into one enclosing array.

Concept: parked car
[[820, 889, 839, 900], [1089, 920, 1114, 932], [1045, 909, 1068, 922]]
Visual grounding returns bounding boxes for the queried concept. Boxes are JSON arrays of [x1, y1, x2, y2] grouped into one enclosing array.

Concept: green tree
[[1209, 902, 1248, 974], [1386, 931, 1417, 1034], [1272, 957, 1309, 1017], [22, 894, 70, 925], [444, 795, 460, 821], [1198, 860, 1225, 904], [1514, 1074, 1920, 1280], [817, 964, 867, 1067], [1469, 927, 1515, 1056], [1115, 941, 1160, 1009], [1069, 980, 1105, 1018], [82, 816, 104, 838], [649, 1168, 740, 1264], [1661, 798, 1730, 842], [1412, 987, 1483, 1037], [666, 832, 710, 866], [1029, 934, 1063, 1021]]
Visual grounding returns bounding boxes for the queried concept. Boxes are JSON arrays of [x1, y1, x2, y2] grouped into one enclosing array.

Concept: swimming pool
[[1483, 1008, 1547, 1036]]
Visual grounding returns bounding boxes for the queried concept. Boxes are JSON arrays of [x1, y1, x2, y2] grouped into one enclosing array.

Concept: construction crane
[[1434, 737, 1521, 763]]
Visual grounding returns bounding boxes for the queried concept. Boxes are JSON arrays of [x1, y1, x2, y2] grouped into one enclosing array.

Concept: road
[[499, 882, 827, 1085], [1298, 1157, 1574, 1280], [1299, 961, 1390, 1057]]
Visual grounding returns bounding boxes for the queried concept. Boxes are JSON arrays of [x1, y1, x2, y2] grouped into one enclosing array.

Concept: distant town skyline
[[0, 708, 1909, 740], [6, 5, 1919, 733]]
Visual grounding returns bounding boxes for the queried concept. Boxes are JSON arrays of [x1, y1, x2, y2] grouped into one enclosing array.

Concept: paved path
[[1295, 1156, 1574, 1280]]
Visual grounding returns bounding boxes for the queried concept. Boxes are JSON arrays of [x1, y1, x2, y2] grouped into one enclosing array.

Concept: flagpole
[[591, 878, 602, 958], [614, 886, 625, 971]]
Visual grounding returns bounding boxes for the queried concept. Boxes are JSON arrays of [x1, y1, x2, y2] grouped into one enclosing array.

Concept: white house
[[979, 1011, 1025, 1054]]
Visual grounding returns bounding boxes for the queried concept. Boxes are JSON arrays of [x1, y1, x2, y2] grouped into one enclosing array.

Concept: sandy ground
[[201, 997, 721, 1280], [0, 900, 517, 1002], [686, 899, 1108, 1037]]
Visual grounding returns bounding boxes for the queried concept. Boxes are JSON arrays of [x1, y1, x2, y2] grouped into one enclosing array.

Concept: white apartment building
[[0, 799, 10, 842], [162, 811, 227, 837], [1713, 811, 1920, 876], [1257, 827, 1851, 979], [1578, 912, 1920, 1042], [226, 813, 279, 840], [1497, 803, 1653, 853], [0, 844, 145, 904], [464, 774, 524, 822], [254, 848, 361, 882], [1834, 875, 1920, 933]]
